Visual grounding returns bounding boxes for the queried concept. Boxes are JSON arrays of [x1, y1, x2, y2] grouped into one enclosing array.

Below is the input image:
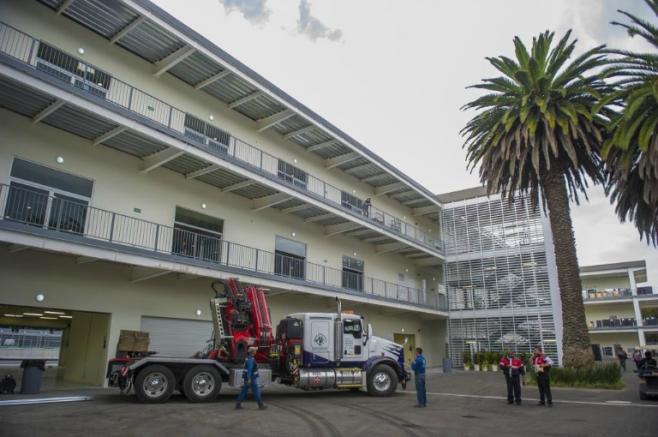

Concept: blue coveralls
[[411, 354, 427, 407], [236, 355, 263, 406]]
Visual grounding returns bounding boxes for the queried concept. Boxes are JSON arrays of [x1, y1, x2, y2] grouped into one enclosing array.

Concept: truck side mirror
[[364, 323, 372, 344]]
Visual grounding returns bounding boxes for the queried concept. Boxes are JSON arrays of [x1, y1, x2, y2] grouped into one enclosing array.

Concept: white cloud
[[297, 0, 342, 42], [218, 0, 270, 24]]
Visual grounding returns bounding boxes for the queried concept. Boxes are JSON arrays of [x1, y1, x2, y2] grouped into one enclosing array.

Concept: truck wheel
[[183, 365, 222, 403], [134, 365, 175, 403], [367, 365, 398, 397]]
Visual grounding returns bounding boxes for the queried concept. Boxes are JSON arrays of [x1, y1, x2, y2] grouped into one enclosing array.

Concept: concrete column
[[633, 299, 643, 327], [638, 329, 646, 347], [628, 269, 638, 296]]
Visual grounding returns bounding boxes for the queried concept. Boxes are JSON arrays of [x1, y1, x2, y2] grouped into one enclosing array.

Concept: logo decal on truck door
[[314, 333, 327, 347]]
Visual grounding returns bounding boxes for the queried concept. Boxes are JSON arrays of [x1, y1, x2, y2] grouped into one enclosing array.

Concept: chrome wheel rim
[[192, 372, 215, 396], [143, 372, 168, 398], [373, 371, 391, 392]]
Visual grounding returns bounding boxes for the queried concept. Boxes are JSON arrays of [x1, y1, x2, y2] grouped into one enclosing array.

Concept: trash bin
[[20, 359, 45, 394], [442, 358, 452, 374]]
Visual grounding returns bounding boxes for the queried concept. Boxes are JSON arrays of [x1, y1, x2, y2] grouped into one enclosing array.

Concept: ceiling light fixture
[[59, 315, 73, 319], [77, 47, 85, 55], [56, 156, 64, 164], [40, 316, 58, 320], [35, 293, 45, 302], [195, 309, 202, 316], [44, 310, 65, 315], [291, 232, 296, 237], [4, 314, 23, 318], [201, 203, 207, 209], [209, 115, 214, 121], [23, 312, 44, 317]]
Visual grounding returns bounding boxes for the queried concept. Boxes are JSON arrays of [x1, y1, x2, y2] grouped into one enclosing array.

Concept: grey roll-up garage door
[[140, 316, 213, 357]]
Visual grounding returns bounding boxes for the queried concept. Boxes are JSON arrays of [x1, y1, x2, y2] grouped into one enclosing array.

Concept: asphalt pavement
[[0, 370, 656, 437]]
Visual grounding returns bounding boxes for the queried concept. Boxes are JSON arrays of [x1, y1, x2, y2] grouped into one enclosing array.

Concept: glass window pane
[[11, 159, 93, 197]]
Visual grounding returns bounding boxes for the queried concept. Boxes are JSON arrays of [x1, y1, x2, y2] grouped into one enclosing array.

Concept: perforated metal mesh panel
[[442, 194, 558, 366]]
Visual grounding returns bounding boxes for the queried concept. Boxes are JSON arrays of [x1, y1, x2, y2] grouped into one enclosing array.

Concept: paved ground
[[1, 370, 657, 437]]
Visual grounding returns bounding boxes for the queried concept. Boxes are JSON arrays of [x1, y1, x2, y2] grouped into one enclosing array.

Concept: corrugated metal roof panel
[[309, 143, 351, 159], [168, 52, 222, 86], [0, 78, 55, 118], [234, 95, 285, 121], [103, 130, 168, 158], [62, 0, 136, 38], [118, 19, 184, 63], [233, 184, 277, 199], [42, 104, 115, 140], [272, 198, 304, 211], [294, 206, 325, 220], [202, 75, 257, 103], [162, 154, 208, 175], [195, 168, 245, 189], [273, 115, 308, 134]]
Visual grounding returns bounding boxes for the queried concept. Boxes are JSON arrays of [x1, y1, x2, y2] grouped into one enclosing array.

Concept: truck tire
[[182, 365, 222, 403], [367, 364, 398, 397], [134, 365, 175, 403]]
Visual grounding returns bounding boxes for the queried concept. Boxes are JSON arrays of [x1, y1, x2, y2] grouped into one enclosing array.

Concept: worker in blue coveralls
[[411, 347, 427, 407], [235, 346, 266, 410]]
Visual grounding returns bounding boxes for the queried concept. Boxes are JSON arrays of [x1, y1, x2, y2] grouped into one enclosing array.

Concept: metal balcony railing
[[0, 21, 443, 254], [644, 317, 658, 326], [0, 183, 447, 311], [583, 288, 633, 301], [588, 318, 637, 330]]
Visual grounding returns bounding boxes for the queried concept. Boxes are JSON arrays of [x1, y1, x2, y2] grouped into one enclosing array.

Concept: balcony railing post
[[226, 241, 231, 266], [254, 247, 259, 272], [108, 212, 115, 242], [154, 224, 160, 252]]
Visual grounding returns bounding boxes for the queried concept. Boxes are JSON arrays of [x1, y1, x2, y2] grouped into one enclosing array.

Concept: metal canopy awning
[[35, 0, 441, 210], [0, 70, 440, 262]]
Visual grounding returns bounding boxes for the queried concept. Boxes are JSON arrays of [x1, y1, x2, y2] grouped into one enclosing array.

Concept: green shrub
[[462, 350, 472, 365], [527, 362, 624, 389]]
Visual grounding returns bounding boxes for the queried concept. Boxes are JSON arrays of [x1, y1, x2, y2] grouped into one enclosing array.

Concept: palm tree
[[461, 31, 610, 367], [603, 0, 658, 245]]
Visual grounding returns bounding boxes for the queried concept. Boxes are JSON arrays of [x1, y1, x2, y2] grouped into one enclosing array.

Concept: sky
[[152, 0, 657, 284]]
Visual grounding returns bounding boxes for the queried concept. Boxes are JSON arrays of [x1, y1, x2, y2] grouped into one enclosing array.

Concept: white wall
[[0, 109, 441, 288], [0, 0, 439, 238]]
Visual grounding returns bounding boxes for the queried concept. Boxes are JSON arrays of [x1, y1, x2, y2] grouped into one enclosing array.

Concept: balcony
[[583, 288, 633, 301], [588, 317, 637, 331], [0, 183, 447, 312], [0, 22, 442, 256], [644, 317, 658, 327], [638, 286, 654, 296]]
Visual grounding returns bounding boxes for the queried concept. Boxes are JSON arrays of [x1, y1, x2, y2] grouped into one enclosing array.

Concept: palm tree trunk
[[540, 169, 593, 368]]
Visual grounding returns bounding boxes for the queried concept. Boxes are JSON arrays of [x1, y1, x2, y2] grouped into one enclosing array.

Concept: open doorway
[[0, 304, 110, 388], [393, 333, 416, 368]]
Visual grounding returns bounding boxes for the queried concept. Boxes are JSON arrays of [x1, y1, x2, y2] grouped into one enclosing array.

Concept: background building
[[581, 260, 658, 360]]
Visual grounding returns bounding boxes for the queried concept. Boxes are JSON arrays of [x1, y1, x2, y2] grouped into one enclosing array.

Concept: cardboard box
[[118, 330, 150, 352]]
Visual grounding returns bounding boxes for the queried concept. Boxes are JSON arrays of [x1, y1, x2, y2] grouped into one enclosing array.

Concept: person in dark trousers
[[639, 351, 657, 369], [616, 347, 628, 372], [633, 349, 643, 370], [499, 350, 524, 405], [362, 198, 372, 217], [531, 346, 553, 407], [411, 347, 426, 407], [235, 346, 266, 410]]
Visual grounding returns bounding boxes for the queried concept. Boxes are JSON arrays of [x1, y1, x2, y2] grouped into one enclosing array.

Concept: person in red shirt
[[499, 350, 524, 405], [531, 346, 553, 407]]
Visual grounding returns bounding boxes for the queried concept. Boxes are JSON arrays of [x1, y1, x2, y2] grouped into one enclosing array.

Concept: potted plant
[[481, 353, 489, 372], [473, 352, 480, 371], [462, 351, 472, 371], [490, 352, 499, 372]]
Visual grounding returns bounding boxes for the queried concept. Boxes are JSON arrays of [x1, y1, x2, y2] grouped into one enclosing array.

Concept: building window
[[277, 160, 307, 189], [342, 256, 364, 291], [183, 114, 230, 155], [274, 236, 306, 280], [172, 207, 223, 262], [36, 43, 110, 98], [5, 159, 93, 234]]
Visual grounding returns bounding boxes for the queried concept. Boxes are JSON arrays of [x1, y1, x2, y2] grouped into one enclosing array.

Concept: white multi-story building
[[0, 0, 447, 386]]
